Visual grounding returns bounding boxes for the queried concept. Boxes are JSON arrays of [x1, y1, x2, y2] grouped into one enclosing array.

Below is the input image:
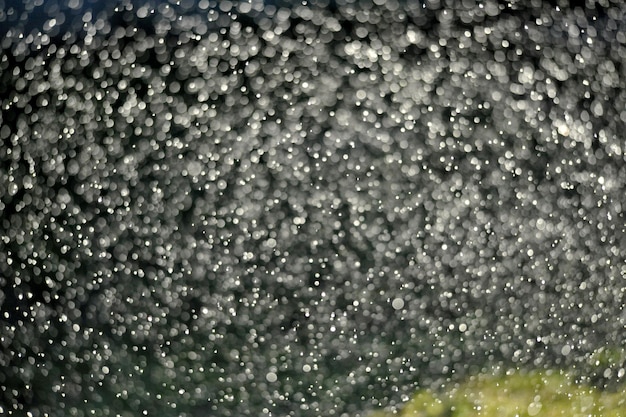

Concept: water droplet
[[392, 298, 405, 310]]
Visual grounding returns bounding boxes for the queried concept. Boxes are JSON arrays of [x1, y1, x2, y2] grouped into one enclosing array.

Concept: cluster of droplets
[[1, 0, 626, 416]]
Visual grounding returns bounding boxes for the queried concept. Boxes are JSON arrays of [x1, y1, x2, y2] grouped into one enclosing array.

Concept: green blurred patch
[[585, 346, 626, 388], [372, 369, 626, 417]]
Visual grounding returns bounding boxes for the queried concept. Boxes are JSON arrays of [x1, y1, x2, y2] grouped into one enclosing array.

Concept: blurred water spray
[[1, 1, 625, 416]]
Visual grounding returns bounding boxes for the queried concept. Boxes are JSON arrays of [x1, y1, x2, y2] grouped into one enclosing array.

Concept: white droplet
[[527, 401, 542, 416], [265, 372, 277, 382], [392, 297, 404, 310], [187, 161, 202, 176]]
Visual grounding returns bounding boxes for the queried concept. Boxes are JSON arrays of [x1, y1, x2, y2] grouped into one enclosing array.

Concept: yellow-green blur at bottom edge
[[369, 370, 626, 417]]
